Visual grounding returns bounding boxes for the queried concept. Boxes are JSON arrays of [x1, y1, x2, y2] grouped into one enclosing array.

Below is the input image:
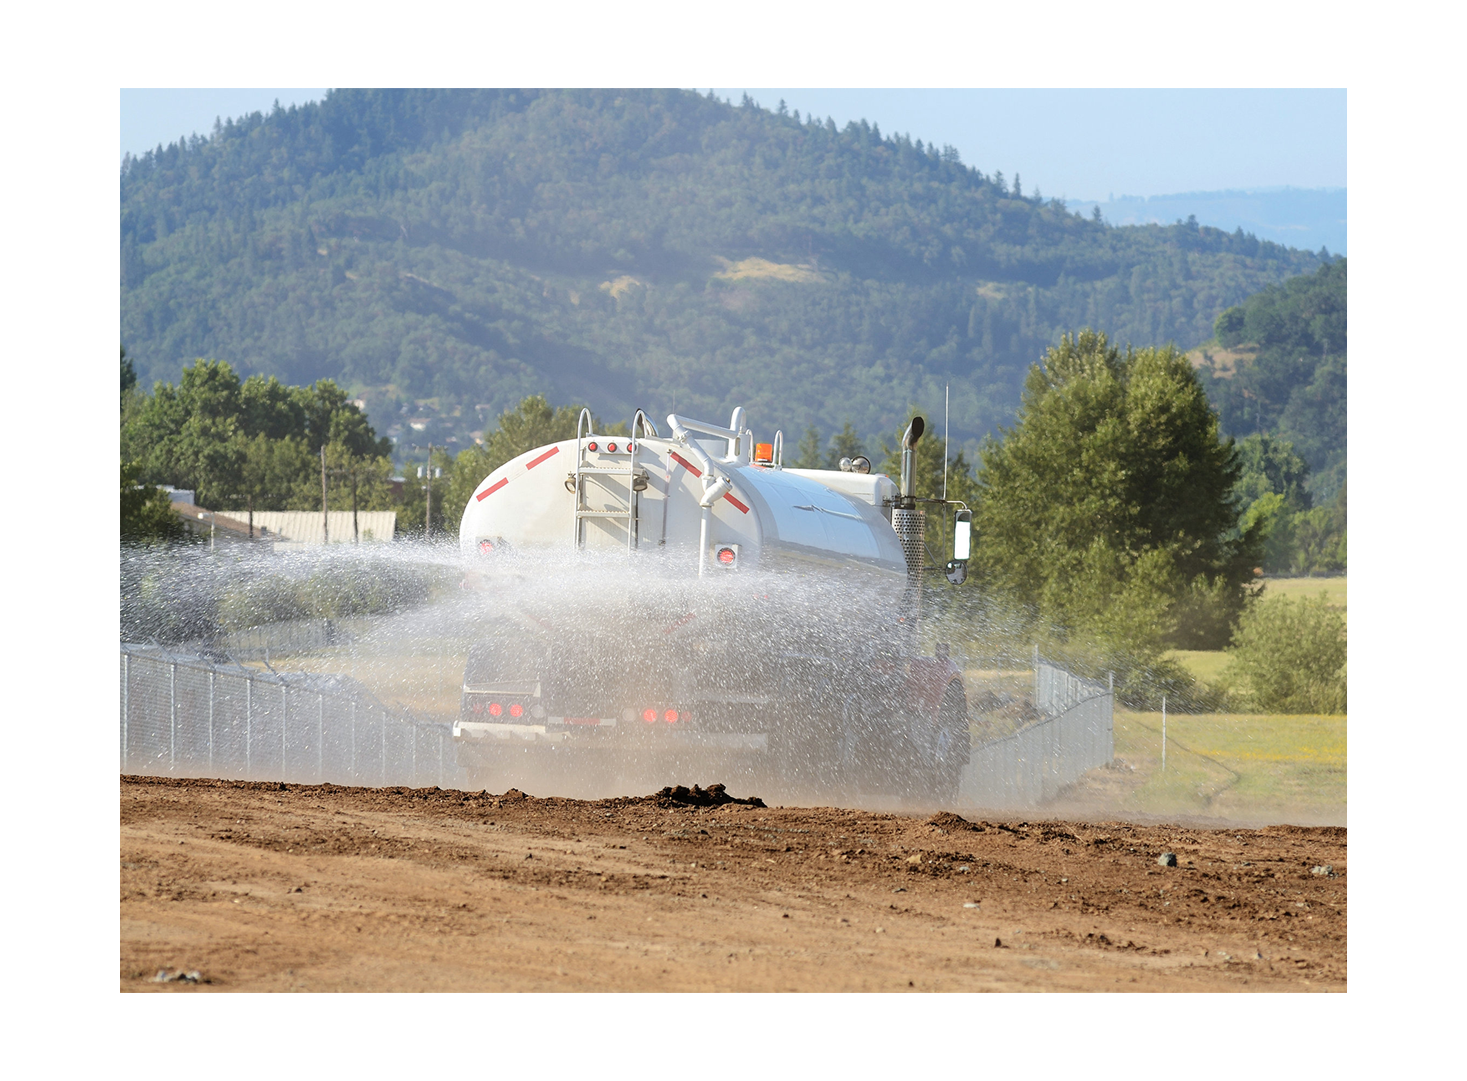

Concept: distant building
[[220, 510, 398, 549], [170, 503, 260, 545], [408, 418, 429, 431], [160, 486, 195, 505]]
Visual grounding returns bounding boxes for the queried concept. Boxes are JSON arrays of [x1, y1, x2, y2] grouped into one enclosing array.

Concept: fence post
[[380, 708, 386, 786], [318, 692, 325, 783], [121, 652, 129, 774], [438, 730, 444, 788], [350, 700, 357, 782], [246, 677, 252, 778], [281, 682, 288, 781], [1161, 694, 1167, 774], [169, 662, 177, 773], [208, 670, 215, 775]]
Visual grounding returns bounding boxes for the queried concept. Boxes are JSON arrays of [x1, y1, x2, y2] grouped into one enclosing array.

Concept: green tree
[[399, 445, 457, 539], [1226, 593, 1346, 713], [1234, 433, 1312, 509], [974, 330, 1261, 657], [121, 347, 136, 397], [824, 422, 864, 469], [236, 433, 315, 526], [1232, 433, 1311, 574], [1290, 484, 1347, 576], [793, 426, 823, 469], [123, 359, 390, 514], [120, 460, 185, 543]]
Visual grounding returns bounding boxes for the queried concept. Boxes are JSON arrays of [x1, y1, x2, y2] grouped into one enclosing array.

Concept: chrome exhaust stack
[[895, 416, 926, 584]]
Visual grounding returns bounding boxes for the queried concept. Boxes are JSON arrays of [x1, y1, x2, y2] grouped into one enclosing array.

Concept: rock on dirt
[[1157, 852, 1178, 867], [152, 969, 205, 984]]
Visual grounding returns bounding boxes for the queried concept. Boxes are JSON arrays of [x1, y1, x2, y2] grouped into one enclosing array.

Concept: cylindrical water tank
[[459, 435, 908, 580]]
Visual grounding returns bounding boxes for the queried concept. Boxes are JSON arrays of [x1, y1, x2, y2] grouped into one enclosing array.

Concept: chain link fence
[[122, 642, 1110, 807], [959, 653, 1114, 809], [120, 643, 465, 789]]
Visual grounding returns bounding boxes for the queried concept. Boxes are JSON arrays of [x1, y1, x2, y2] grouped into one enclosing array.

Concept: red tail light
[[509, 703, 523, 718], [488, 702, 502, 717], [587, 441, 599, 452], [608, 442, 619, 452], [642, 708, 657, 723], [664, 709, 678, 723]]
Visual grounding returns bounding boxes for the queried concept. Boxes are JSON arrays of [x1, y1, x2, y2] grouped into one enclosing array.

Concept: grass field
[[1164, 575, 1346, 693], [1091, 708, 1347, 824], [1259, 575, 1346, 608]]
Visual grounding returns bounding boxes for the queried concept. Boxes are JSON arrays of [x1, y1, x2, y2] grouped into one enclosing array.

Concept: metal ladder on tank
[[571, 408, 657, 552]]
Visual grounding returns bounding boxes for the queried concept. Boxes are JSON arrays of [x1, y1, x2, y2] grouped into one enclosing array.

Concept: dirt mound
[[926, 811, 979, 831], [651, 783, 766, 808]]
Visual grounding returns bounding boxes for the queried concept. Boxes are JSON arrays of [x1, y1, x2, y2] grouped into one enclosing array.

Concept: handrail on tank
[[631, 409, 658, 440], [573, 407, 594, 548], [728, 407, 747, 459], [772, 429, 784, 470], [667, 412, 737, 443], [627, 410, 656, 554]]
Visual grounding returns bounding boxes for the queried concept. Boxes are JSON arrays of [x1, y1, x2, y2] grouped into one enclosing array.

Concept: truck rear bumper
[[453, 719, 767, 751]]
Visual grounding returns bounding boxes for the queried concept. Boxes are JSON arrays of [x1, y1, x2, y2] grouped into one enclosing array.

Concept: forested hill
[[121, 88, 1327, 460]]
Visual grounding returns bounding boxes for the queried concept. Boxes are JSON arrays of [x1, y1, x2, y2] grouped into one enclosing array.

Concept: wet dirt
[[120, 776, 1345, 992]]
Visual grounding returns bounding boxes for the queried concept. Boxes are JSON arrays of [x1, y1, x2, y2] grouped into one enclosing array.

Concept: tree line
[[121, 350, 395, 539], [122, 329, 1343, 713]]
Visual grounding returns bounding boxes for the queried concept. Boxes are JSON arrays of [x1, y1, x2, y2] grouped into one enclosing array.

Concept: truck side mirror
[[944, 560, 967, 585], [953, 509, 972, 561]]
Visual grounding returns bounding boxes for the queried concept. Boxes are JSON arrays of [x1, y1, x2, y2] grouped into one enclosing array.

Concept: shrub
[[1227, 593, 1346, 713]]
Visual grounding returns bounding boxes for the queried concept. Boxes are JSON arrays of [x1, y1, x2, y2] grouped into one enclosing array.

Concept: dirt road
[[121, 776, 1345, 991]]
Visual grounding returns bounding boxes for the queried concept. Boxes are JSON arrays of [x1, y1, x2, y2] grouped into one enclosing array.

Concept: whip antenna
[[943, 384, 949, 501]]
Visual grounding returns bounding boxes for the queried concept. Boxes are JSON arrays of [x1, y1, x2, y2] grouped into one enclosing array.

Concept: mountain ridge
[[121, 89, 1328, 463]]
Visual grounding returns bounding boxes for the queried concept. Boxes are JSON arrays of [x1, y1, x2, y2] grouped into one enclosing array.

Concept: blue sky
[[122, 88, 1345, 203]]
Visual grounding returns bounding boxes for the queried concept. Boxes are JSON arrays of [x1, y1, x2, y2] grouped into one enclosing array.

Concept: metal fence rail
[[120, 643, 464, 789], [960, 654, 1114, 809]]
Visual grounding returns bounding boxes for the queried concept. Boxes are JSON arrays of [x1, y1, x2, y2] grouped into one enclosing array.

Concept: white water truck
[[454, 406, 975, 799]]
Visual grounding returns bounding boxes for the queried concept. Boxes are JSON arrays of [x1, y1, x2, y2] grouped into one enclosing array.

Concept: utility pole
[[326, 454, 365, 544], [419, 444, 438, 539], [320, 444, 329, 546]]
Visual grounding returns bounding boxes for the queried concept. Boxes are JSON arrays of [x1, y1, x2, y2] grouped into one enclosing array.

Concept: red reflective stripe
[[669, 451, 701, 476], [526, 445, 559, 470], [724, 492, 750, 514], [476, 477, 509, 501]]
